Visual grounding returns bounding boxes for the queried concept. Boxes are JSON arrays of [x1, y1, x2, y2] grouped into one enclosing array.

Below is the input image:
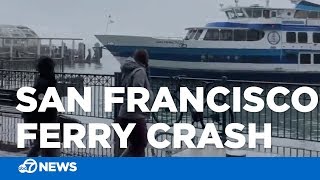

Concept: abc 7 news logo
[[18, 159, 38, 174]]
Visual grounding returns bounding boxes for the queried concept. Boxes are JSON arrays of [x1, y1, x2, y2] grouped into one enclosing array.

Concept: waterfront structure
[[0, 24, 84, 72]]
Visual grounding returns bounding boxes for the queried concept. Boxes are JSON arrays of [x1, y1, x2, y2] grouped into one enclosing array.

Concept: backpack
[[121, 67, 145, 88]]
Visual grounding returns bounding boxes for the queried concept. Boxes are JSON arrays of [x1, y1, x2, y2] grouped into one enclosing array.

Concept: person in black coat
[[117, 50, 151, 157], [24, 56, 60, 157]]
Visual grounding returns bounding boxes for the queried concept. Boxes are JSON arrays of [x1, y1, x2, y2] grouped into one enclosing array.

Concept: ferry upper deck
[[221, 0, 320, 21], [184, 0, 320, 37]]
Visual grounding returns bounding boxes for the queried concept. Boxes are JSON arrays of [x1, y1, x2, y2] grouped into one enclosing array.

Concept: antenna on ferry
[[234, 0, 239, 7], [216, 0, 224, 9], [105, 14, 115, 34], [219, 3, 224, 8], [266, 0, 270, 7]]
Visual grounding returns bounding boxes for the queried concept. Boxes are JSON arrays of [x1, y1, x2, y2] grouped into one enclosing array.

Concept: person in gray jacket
[[117, 49, 151, 157]]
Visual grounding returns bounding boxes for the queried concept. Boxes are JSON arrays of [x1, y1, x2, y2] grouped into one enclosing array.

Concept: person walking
[[117, 49, 152, 157], [23, 56, 60, 157]]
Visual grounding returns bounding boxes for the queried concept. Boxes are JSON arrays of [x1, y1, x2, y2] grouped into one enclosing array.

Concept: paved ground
[[173, 145, 279, 157], [0, 150, 24, 157]]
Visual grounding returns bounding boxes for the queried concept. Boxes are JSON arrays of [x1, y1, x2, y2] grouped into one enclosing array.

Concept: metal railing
[[149, 76, 320, 143], [2, 113, 319, 157], [0, 112, 175, 157], [0, 69, 115, 119]]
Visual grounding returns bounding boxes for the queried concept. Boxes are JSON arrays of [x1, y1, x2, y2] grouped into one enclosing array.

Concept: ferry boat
[[96, 0, 320, 83]]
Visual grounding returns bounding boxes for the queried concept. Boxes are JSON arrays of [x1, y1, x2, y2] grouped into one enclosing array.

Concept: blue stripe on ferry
[[106, 46, 302, 64], [205, 22, 320, 31]]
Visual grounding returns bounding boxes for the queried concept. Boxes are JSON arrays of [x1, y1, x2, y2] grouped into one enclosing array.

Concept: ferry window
[[188, 30, 197, 40], [226, 10, 236, 19], [313, 33, 320, 43], [235, 9, 245, 18], [194, 30, 203, 40], [295, 10, 308, 18], [184, 30, 192, 40], [220, 30, 233, 41], [314, 54, 320, 64], [271, 11, 277, 17], [286, 32, 296, 43], [308, 11, 318, 19], [245, 8, 253, 17], [234, 30, 247, 41], [298, 32, 308, 43], [300, 54, 311, 64], [247, 30, 264, 41], [204, 29, 219, 41], [252, 9, 262, 18], [263, 10, 270, 18]]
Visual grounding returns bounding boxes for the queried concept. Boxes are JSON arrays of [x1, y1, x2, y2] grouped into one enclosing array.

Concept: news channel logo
[[18, 159, 77, 174], [18, 159, 38, 174]]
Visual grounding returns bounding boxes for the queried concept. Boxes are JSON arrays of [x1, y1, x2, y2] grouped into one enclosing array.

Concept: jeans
[[116, 117, 148, 157]]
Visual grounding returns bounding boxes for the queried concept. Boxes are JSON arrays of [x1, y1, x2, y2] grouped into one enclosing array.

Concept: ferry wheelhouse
[[96, 0, 320, 83]]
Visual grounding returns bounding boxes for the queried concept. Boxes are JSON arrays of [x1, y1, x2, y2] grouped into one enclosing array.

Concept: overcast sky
[[1, 0, 320, 46]]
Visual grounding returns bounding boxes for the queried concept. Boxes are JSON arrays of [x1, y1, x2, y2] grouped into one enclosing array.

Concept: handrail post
[[37, 39, 41, 58], [71, 40, 75, 62], [10, 39, 13, 61], [61, 40, 65, 73], [49, 39, 52, 57], [221, 76, 228, 144], [113, 72, 124, 157], [0, 69, 3, 88], [114, 72, 122, 120]]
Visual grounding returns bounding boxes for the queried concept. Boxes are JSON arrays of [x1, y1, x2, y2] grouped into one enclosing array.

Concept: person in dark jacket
[[117, 49, 152, 157], [24, 56, 60, 157]]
